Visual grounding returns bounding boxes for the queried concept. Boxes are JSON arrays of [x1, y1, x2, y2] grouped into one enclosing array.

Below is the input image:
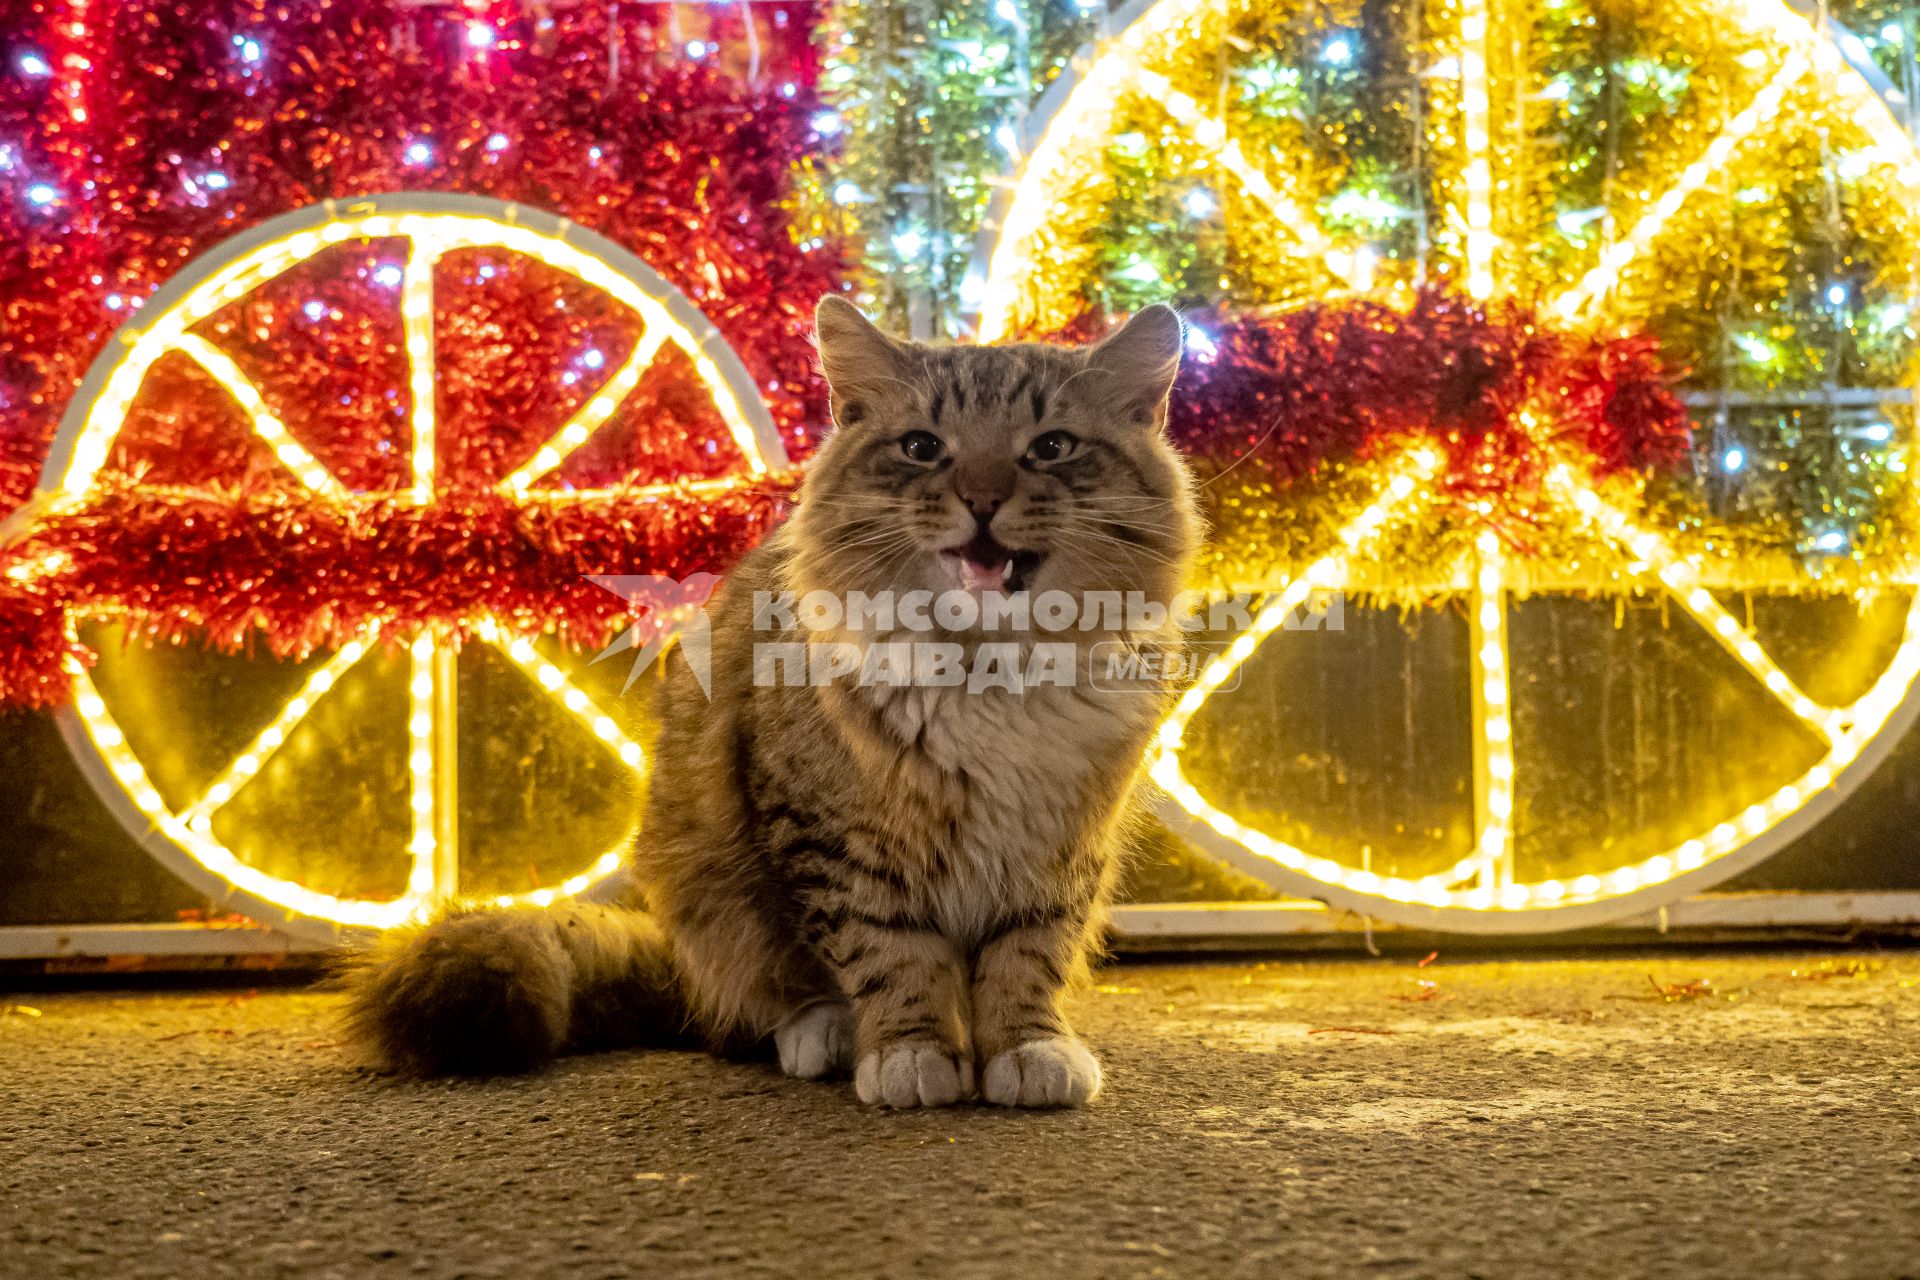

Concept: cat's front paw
[[981, 1036, 1102, 1108], [854, 1039, 974, 1108], [775, 999, 856, 1080]]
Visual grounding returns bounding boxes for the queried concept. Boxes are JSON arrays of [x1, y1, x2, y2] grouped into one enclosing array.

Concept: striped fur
[[341, 299, 1199, 1108]]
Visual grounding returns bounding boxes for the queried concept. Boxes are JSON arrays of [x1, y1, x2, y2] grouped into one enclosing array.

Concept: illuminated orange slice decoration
[[35, 194, 790, 940], [973, 0, 1920, 929]]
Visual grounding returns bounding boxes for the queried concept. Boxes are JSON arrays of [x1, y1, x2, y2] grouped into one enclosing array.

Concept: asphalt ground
[[3, 949, 1917, 1279]]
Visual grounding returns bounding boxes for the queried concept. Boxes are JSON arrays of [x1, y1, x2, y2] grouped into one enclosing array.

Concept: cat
[[341, 296, 1200, 1108]]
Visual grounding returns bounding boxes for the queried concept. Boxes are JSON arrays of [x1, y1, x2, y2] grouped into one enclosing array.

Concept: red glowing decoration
[[1165, 291, 1693, 504], [0, 0, 837, 710]]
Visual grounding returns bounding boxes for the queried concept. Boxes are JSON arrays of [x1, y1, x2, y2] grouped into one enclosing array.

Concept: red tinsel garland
[[0, 481, 793, 708], [0, 580, 80, 710], [1165, 291, 1693, 498], [0, 288, 1699, 710]]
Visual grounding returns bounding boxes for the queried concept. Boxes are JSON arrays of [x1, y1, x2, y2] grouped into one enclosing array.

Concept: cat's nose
[[954, 459, 1015, 521], [960, 490, 1004, 521]]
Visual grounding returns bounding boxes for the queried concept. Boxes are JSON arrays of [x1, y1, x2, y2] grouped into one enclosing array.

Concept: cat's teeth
[[1002, 560, 1015, 580]]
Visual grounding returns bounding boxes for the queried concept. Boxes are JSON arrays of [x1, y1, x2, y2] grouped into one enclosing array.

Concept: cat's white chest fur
[[868, 672, 1148, 939]]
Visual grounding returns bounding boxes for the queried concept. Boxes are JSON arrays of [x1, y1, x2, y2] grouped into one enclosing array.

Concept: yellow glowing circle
[[43, 194, 788, 941], [975, 0, 1920, 930]]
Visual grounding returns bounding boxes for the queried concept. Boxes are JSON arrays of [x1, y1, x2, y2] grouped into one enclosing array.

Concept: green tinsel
[[817, 0, 1104, 336]]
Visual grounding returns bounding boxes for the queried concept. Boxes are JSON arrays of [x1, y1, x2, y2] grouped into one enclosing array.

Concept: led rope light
[[1155, 444, 1445, 758], [182, 631, 377, 828], [502, 327, 670, 494], [473, 618, 642, 905], [474, 619, 648, 775], [406, 631, 440, 897], [978, 0, 1920, 926], [1154, 455, 1920, 913], [1137, 69, 1358, 290], [1550, 50, 1809, 323], [1467, 530, 1517, 904], [55, 204, 784, 500], [1145, 414, 1920, 918], [1457, 0, 1497, 300], [63, 619, 654, 930], [1148, 441, 1920, 919], [1151, 447, 1458, 907], [1741, 0, 1920, 194], [1545, 463, 1842, 742], [171, 333, 346, 498], [67, 642, 427, 930], [977, 0, 1920, 341], [402, 238, 443, 503], [1545, 1, 1920, 324], [978, 2, 1185, 339]]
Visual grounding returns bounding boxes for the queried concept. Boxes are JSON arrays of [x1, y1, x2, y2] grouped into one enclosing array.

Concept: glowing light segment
[[67, 622, 654, 929], [1730, 0, 1920, 203], [1458, 0, 1496, 299], [1468, 531, 1515, 894], [172, 333, 345, 498], [406, 632, 441, 897], [503, 327, 671, 494], [979, 3, 1189, 338], [69, 644, 427, 930], [182, 632, 376, 827], [1551, 51, 1809, 321], [44, 197, 781, 939], [474, 619, 646, 907], [1151, 447, 1446, 902], [1546, 463, 1840, 742], [476, 619, 648, 775], [1138, 70, 1358, 290], [1151, 453, 1920, 915], [979, 0, 1920, 924], [56, 206, 784, 500], [402, 239, 442, 502]]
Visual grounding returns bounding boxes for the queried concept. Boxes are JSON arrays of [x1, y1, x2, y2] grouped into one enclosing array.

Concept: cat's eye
[[1026, 430, 1079, 463], [899, 431, 945, 463]]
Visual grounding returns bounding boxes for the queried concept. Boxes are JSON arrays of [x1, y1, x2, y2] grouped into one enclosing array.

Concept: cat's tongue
[[947, 530, 1014, 594], [957, 556, 1009, 594]]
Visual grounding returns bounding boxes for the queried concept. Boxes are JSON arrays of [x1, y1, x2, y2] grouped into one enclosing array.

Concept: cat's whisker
[[830, 533, 919, 559], [803, 494, 914, 508], [1064, 493, 1176, 502], [1050, 526, 1181, 569], [836, 543, 917, 588]]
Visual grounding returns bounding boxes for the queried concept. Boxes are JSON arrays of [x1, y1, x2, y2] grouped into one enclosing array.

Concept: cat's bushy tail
[[338, 901, 693, 1075]]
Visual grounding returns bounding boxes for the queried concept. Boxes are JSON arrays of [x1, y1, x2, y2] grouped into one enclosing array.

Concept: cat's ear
[[1080, 303, 1184, 429], [815, 295, 907, 429]]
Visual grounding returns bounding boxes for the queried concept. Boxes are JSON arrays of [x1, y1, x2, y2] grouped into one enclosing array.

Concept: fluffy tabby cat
[[341, 297, 1199, 1108]]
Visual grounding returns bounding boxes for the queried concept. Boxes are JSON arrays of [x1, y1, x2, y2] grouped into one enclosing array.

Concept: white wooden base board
[[1109, 891, 1920, 948], [0, 922, 331, 960], [4, 892, 1920, 961]]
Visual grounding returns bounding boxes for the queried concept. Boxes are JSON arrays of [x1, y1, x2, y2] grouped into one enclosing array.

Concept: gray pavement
[[3, 950, 1918, 1279]]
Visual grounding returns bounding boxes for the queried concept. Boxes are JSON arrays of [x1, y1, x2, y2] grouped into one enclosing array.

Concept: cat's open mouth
[[940, 530, 1044, 595]]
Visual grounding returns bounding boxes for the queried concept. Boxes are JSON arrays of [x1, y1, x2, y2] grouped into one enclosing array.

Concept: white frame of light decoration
[[965, 0, 1920, 935], [27, 193, 789, 946]]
